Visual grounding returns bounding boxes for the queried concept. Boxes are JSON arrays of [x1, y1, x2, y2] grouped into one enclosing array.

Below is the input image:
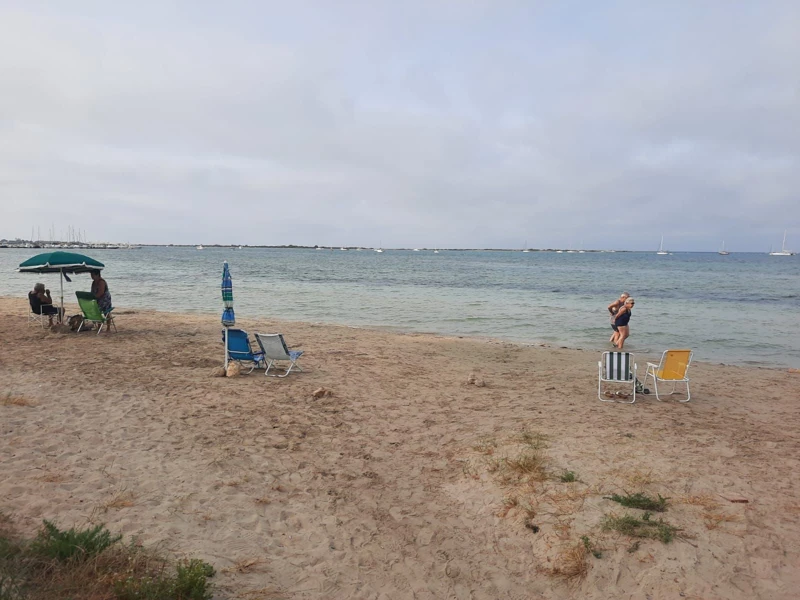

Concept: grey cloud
[[0, 2, 798, 249]]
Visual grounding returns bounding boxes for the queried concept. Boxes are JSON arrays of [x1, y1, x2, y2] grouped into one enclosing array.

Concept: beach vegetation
[[580, 535, 602, 558], [0, 518, 214, 600], [602, 512, 679, 543], [472, 436, 497, 455], [31, 520, 122, 561], [559, 470, 577, 483], [604, 492, 669, 512], [551, 540, 590, 580], [518, 429, 548, 450], [499, 450, 548, 483], [0, 394, 34, 407]]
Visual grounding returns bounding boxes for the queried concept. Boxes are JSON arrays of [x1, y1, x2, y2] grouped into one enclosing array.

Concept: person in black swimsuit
[[613, 297, 634, 349], [608, 292, 629, 344]]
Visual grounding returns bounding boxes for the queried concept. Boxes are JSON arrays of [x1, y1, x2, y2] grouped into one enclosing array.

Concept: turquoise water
[[2, 247, 799, 368]]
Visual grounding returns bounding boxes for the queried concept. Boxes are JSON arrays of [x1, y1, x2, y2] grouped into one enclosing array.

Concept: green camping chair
[[75, 291, 117, 334]]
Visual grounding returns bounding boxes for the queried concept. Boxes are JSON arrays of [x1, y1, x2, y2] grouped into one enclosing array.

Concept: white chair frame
[[255, 333, 304, 378], [643, 350, 693, 402], [598, 351, 637, 404], [28, 310, 50, 328]]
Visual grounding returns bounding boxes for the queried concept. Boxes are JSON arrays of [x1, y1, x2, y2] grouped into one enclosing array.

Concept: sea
[[2, 247, 799, 369]]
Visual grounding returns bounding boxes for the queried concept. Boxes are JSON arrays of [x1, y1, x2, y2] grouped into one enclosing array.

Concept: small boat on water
[[769, 231, 795, 256], [196, 245, 204, 250], [656, 236, 668, 255], [718, 241, 730, 256]]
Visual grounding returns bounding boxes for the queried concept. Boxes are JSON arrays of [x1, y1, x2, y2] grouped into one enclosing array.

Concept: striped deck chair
[[643, 350, 693, 402], [598, 351, 637, 403]]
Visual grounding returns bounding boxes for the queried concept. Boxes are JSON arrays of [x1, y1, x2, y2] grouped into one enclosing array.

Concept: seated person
[[90, 269, 113, 313], [29, 283, 63, 325]]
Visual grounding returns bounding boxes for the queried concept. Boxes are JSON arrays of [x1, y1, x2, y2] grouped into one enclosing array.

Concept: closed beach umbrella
[[18, 251, 105, 320], [221, 261, 235, 366]]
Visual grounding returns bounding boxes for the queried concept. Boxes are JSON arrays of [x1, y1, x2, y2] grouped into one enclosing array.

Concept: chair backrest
[[657, 350, 692, 380], [255, 334, 290, 360], [226, 328, 257, 361], [603, 351, 634, 381], [28, 292, 42, 314], [76, 291, 104, 321]]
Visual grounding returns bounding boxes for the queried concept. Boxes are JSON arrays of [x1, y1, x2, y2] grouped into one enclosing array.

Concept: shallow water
[[3, 247, 799, 368]]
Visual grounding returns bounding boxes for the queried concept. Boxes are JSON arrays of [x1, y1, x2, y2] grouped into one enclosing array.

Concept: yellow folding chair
[[643, 350, 693, 402]]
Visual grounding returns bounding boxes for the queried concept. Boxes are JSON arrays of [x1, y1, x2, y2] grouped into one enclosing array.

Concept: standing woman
[[90, 269, 113, 313], [613, 297, 635, 349]]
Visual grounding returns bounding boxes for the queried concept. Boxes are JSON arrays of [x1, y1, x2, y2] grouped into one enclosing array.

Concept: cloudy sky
[[1, 1, 798, 250]]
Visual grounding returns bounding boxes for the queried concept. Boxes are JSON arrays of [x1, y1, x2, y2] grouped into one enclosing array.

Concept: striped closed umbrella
[[221, 261, 235, 326], [221, 262, 235, 367]]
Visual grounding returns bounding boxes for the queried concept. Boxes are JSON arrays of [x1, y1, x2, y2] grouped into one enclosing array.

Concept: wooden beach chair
[[643, 350, 693, 402], [255, 333, 304, 377], [224, 328, 265, 373], [75, 291, 117, 334], [598, 351, 637, 403]]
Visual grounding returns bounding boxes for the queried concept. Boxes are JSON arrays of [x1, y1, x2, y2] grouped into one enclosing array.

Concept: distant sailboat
[[656, 236, 668, 255], [375, 241, 383, 253], [769, 230, 794, 256], [522, 240, 530, 253], [718, 241, 730, 256]]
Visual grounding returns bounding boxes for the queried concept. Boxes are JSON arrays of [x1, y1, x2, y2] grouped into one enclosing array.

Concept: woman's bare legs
[[616, 325, 630, 349]]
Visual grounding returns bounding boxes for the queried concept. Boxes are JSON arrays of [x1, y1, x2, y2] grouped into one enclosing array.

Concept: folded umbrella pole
[[221, 261, 236, 368]]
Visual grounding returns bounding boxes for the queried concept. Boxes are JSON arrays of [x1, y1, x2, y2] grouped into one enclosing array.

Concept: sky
[[0, 1, 798, 251]]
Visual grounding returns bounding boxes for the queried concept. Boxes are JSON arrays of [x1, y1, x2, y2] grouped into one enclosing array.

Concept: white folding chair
[[598, 351, 637, 403], [643, 350, 693, 402], [255, 333, 304, 377]]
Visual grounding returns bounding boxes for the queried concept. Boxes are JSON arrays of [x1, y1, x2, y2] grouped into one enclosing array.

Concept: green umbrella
[[18, 251, 105, 321]]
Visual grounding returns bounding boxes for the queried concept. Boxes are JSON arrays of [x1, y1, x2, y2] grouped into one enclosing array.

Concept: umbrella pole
[[224, 327, 229, 369], [59, 270, 64, 324]]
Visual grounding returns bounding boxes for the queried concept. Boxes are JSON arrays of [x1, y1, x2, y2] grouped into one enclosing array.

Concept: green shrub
[[559, 471, 577, 483], [602, 513, 678, 543], [30, 521, 122, 562], [115, 558, 215, 600], [604, 492, 668, 512]]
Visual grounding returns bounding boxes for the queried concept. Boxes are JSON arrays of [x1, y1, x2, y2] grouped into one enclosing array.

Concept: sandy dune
[[1, 297, 799, 599]]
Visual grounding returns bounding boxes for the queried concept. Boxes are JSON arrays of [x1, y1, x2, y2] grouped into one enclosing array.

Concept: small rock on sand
[[211, 366, 226, 378]]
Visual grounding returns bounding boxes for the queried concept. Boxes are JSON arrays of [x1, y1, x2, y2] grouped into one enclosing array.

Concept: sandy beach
[[1, 296, 799, 599]]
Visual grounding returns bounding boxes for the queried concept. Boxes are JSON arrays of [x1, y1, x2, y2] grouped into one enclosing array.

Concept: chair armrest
[[646, 363, 658, 368]]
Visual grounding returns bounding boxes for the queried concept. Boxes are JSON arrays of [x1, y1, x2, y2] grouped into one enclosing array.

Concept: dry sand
[[1, 296, 799, 599]]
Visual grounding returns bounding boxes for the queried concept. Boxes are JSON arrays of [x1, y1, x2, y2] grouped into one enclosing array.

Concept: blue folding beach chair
[[224, 328, 265, 373]]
